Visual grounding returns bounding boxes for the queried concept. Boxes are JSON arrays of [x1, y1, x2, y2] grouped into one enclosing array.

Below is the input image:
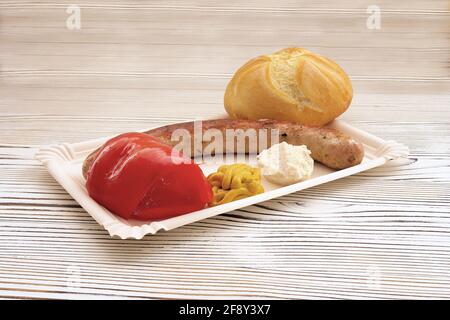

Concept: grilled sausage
[[82, 119, 364, 179]]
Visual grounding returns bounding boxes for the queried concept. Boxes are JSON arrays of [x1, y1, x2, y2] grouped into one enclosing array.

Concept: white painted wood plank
[[0, 0, 449, 299]]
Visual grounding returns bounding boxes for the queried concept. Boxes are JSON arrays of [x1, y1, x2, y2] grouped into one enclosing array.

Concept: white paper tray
[[36, 119, 409, 239]]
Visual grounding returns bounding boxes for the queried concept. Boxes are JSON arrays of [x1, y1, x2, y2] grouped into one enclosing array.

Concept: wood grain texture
[[0, 0, 449, 299]]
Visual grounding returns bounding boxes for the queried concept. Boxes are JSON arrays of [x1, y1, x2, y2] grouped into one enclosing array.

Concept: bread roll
[[224, 47, 353, 126]]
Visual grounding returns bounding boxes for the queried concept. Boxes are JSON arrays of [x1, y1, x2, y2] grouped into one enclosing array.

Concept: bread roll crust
[[224, 48, 353, 126]]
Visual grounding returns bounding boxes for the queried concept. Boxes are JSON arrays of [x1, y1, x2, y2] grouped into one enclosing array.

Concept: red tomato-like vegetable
[[86, 132, 212, 221]]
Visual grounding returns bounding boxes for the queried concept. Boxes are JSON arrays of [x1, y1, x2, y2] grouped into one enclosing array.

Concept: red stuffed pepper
[[86, 132, 212, 221]]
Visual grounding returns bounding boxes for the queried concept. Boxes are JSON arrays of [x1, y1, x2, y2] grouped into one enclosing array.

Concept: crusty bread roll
[[224, 47, 353, 126]]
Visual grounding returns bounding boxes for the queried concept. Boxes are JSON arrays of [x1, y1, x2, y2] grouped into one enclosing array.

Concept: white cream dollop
[[257, 142, 314, 186]]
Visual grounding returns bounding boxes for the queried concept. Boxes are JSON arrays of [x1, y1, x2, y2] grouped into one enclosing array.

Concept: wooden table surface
[[1, 0, 449, 299]]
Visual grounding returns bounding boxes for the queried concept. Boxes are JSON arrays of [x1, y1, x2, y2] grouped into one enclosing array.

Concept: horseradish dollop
[[257, 142, 314, 186]]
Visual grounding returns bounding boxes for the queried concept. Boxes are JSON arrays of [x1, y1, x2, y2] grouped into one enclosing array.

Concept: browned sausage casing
[[82, 119, 364, 179]]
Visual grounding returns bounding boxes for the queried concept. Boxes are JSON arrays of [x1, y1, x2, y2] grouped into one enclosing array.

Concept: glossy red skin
[[86, 132, 212, 221]]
